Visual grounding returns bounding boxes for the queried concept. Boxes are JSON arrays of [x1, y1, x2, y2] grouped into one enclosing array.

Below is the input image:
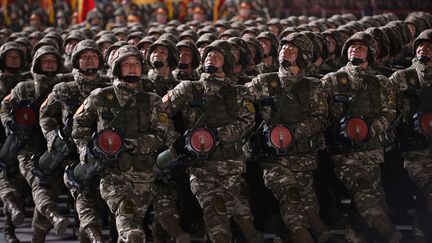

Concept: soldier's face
[[193, 13, 205, 22], [239, 6, 251, 18], [99, 42, 112, 57], [417, 41, 432, 60], [150, 46, 169, 63], [326, 35, 336, 54], [348, 41, 368, 60], [259, 38, 272, 55], [139, 44, 150, 57], [179, 47, 193, 65], [268, 25, 280, 37], [65, 40, 79, 56], [128, 38, 140, 46], [120, 56, 142, 77], [156, 13, 167, 24], [198, 44, 208, 58], [247, 44, 257, 61], [279, 43, 298, 63], [407, 24, 417, 39], [5, 50, 21, 68], [40, 54, 58, 72], [116, 34, 127, 41], [79, 50, 100, 70], [204, 50, 224, 68]]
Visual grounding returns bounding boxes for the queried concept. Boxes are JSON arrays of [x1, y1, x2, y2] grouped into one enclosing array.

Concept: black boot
[[3, 196, 25, 226], [370, 217, 402, 243], [43, 206, 69, 235], [84, 224, 104, 243], [238, 218, 265, 243], [32, 228, 48, 243], [3, 210, 19, 243]]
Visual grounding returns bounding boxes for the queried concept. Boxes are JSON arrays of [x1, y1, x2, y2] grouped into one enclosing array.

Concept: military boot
[[2, 196, 25, 226], [84, 224, 104, 243], [3, 210, 19, 243], [370, 217, 402, 243], [32, 228, 48, 243], [161, 219, 191, 243], [291, 227, 315, 243], [43, 206, 69, 235], [306, 209, 332, 242], [238, 218, 265, 243]]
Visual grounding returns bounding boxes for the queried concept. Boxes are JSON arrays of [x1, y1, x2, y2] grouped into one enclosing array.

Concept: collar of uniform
[[148, 69, 176, 84], [113, 78, 143, 107]]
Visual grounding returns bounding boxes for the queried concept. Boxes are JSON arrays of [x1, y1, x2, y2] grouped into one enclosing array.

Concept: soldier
[[40, 39, 110, 243], [63, 30, 86, 73], [162, 40, 258, 243], [227, 37, 253, 85], [0, 45, 68, 241], [173, 40, 200, 81], [72, 44, 169, 242], [321, 32, 402, 243], [256, 31, 279, 74], [144, 38, 179, 96], [0, 41, 28, 243], [389, 29, 432, 241], [136, 36, 156, 77], [243, 36, 263, 77], [244, 32, 330, 243]]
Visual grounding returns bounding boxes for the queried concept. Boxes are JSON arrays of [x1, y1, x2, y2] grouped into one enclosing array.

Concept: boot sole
[[12, 212, 25, 226], [54, 218, 70, 235]]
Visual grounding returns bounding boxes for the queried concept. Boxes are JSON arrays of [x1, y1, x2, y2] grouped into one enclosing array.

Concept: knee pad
[[117, 198, 136, 217], [352, 178, 371, 193], [212, 195, 227, 215]]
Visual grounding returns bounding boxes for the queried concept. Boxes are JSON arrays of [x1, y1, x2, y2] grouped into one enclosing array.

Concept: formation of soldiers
[[0, 1, 432, 243]]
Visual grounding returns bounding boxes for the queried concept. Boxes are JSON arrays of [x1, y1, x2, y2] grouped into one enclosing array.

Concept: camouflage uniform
[[389, 29, 432, 241], [72, 45, 169, 242], [321, 32, 402, 243], [227, 37, 253, 85], [172, 40, 201, 81], [143, 38, 180, 96], [256, 32, 279, 74], [40, 40, 110, 242], [163, 40, 256, 243], [0, 42, 28, 243], [0, 45, 69, 241], [245, 33, 329, 243]]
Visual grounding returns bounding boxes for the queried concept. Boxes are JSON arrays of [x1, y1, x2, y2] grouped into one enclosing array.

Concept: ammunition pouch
[[184, 128, 216, 160]]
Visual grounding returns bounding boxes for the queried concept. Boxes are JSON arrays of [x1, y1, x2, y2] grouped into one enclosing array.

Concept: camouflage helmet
[[44, 32, 63, 51], [31, 45, 62, 74], [202, 40, 236, 76], [179, 30, 199, 43], [136, 36, 156, 49], [243, 36, 263, 65], [341, 31, 378, 65], [32, 38, 60, 56], [71, 39, 104, 70], [111, 45, 145, 77], [322, 29, 343, 57], [15, 37, 33, 62], [63, 30, 85, 49], [97, 34, 117, 46], [280, 32, 314, 70], [302, 31, 321, 63], [227, 37, 251, 68], [105, 40, 128, 64], [176, 40, 200, 69], [414, 29, 432, 52], [127, 32, 146, 42], [379, 26, 403, 55], [0, 42, 26, 71], [159, 33, 179, 44], [195, 33, 218, 48], [146, 38, 179, 69], [257, 31, 279, 59], [280, 27, 298, 39], [364, 27, 390, 58]]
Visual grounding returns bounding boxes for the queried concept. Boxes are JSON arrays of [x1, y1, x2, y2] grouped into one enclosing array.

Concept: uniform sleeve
[[294, 80, 329, 140], [125, 97, 170, 154], [0, 85, 22, 127], [369, 76, 397, 137], [39, 91, 63, 150], [216, 88, 256, 144], [162, 81, 195, 117], [71, 93, 99, 162], [244, 75, 264, 103]]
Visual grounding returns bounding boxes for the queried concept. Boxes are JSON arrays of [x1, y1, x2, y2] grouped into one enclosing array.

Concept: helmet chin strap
[[79, 68, 98, 75], [350, 57, 366, 66], [418, 55, 431, 64], [120, 75, 141, 83]]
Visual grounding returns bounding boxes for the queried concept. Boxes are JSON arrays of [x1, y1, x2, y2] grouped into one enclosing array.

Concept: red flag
[[77, 0, 95, 23], [40, 0, 55, 24], [213, 0, 225, 22]]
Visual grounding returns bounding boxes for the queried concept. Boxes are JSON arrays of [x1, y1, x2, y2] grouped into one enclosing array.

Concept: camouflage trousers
[[332, 148, 392, 233], [0, 171, 27, 216], [17, 148, 65, 231], [99, 168, 155, 242], [189, 162, 254, 242], [403, 148, 432, 198], [262, 154, 319, 234]]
